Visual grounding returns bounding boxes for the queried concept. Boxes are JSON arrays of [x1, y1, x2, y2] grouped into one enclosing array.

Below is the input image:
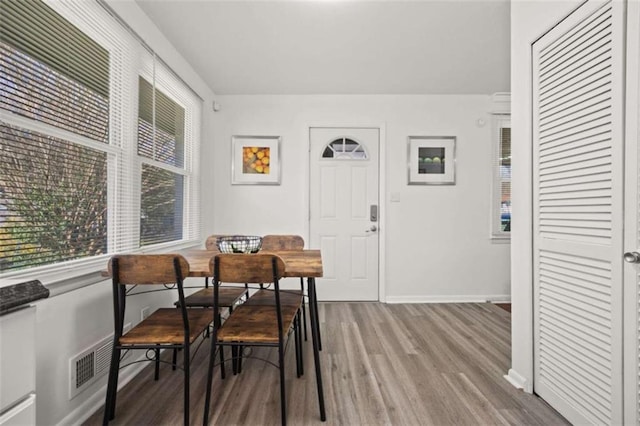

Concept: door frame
[[305, 123, 387, 302]]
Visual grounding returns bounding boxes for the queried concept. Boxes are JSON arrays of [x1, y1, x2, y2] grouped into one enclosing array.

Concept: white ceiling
[[135, 0, 510, 95]]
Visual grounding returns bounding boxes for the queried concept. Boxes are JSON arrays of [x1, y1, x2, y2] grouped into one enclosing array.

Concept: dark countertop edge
[[0, 280, 49, 315]]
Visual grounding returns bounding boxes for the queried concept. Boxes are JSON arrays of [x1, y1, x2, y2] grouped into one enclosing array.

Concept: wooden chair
[[204, 234, 227, 251], [200, 235, 249, 306], [260, 235, 308, 341], [202, 254, 303, 426], [175, 234, 248, 377], [103, 254, 212, 426], [181, 234, 248, 317], [261, 234, 304, 252]]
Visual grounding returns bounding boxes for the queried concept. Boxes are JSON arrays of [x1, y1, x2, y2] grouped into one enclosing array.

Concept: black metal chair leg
[[231, 346, 238, 375], [203, 334, 217, 425], [219, 345, 226, 379], [172, 348, 178, 372], [103, 346, 121, 424], [155, 347, 161, 380], [216, 313, 226, 379], [278, 342, 287, 426], [298, 312, 304, 376], [308, 278, 326, 421], [302, 301, 308, 341], [300, 277, 308, 341], [295, 312, 304, 377], [184, 342, 190, 426], [310, 279, 322, 351], [294, 314, 301, 378]]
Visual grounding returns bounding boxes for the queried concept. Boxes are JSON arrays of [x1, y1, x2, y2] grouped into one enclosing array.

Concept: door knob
[[366, 225, 378, 233], [624, 251, 640, 264]]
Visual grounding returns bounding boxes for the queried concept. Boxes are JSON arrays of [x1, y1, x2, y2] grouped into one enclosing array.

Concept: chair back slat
[[261, 235, 304, 251], [108, 254, 189, 285], [205, 234, 229, 251], [213, 254, 285, 283]]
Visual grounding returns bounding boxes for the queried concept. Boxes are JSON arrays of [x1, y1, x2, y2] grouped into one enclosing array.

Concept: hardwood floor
[[494, 303, 512, 313], [85, 303, 568, 425]]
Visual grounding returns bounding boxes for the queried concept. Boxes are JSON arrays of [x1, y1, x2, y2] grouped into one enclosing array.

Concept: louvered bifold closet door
[[624, 2, 640, 424], [532, 1, 625, 424]]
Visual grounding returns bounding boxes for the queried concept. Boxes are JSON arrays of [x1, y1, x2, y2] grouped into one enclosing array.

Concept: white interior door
[[309, 127, 379, 301], [532, 1, 625, 424]]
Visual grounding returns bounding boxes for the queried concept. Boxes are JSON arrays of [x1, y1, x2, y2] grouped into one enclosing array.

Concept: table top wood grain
[[102, 249, 323, 279], [180, 249, 323, 278]]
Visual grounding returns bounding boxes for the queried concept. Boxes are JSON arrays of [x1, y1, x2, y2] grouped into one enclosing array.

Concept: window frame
[[0, 0, 201, 286], [491, 114, 511, 240], [321, 137, 369, 160]]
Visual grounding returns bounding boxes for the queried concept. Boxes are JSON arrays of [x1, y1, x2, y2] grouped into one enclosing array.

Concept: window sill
[[490, 235, 511, 244], [0, 239, 201, 298]]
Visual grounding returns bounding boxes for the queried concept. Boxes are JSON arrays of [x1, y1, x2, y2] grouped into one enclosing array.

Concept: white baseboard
[[385, 294, 510, 304], [56, 361, 148, 426], [504, 368, 533, 393]]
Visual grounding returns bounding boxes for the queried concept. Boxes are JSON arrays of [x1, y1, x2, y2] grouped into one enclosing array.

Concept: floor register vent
[[69, 323, 130, 400]]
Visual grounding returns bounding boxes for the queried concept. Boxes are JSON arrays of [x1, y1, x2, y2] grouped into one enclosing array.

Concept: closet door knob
[[623, 251, 640, 264]]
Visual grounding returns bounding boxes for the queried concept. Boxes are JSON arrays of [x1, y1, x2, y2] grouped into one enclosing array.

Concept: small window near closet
[[492, 115, 511, 239]]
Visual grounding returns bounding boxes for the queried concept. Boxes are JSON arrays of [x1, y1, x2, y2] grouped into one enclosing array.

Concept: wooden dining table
[[103, 247, 326, 420]]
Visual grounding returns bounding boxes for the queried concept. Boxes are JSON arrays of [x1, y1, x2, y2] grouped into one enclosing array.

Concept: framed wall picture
[[407, 136, 456, 185], [231, 135, 281, 185]]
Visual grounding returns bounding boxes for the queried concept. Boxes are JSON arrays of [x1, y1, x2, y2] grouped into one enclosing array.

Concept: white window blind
[[0, 123, 109, 270], [0, 0, 201, 275]]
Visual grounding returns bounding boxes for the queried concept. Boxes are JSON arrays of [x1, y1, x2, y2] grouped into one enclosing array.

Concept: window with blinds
[[0, 123, 108, 270], [492, 115, 511, 238], [0, 0, 201, 274], [138, 77, 186, 246]]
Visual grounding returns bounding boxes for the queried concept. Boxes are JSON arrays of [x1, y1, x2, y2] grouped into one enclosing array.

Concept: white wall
[[30, 2, 217, 424], [29, 5, 512, 424], [509, 0, 582, 392], [206, 95, 510, 302]]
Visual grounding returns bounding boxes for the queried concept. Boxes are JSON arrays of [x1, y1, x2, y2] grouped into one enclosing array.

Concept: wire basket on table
[[216, 235, 262, 254]]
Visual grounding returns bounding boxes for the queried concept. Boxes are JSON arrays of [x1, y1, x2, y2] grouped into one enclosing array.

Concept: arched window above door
[[321, 137, 368, 160]]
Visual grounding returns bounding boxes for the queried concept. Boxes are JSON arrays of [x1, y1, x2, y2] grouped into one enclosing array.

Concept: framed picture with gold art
[[231, 135, 281, 185]]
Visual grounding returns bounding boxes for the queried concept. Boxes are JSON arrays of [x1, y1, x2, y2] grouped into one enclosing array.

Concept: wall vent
[[75, 351, 95, 389], [69, 323, 131, 400]]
